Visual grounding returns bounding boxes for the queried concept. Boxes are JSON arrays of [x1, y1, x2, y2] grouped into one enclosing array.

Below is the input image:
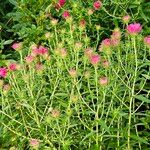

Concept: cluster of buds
[[99, 28, 121, 53]]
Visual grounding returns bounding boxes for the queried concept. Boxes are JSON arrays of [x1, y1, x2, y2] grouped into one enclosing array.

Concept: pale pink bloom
[[60, 48, 67, 58], [90, 54, 100, 65], [93, 1, 102, 10], [99, 77, 108, 86], [62, 11, 70, 19], [3, 84, 11, 91], [87, 9, 94, 15], [8, 63, 17, 71], [11, 42, 22, 50], [144, 36, 150, 48], [122, 15, 131, 23], [35, 62, 43, 71], [102, 60, 109, 68], [111, 28, 121, 40], [31, 49, 39, 57], [0, 67, 7, 78], [101, 38, 111, 47], [51, 19, 58, 26], [25, 55, 34, 63], [51, 108, 60, 118], [84, 48, 93, 58], [111, 39, 120, 47], [69, 69, 77, 78], [45, 32, 51, 38], [30, 139, 39, 149], [127, 23, 142, 35]]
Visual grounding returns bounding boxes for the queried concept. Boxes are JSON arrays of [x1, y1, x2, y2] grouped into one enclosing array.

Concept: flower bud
[[69, 69, 77, 78], [99, 77, 108, 86], [30, 139, 40, 149]]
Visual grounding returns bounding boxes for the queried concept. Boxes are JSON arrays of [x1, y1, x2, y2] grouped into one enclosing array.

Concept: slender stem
[[128, 37, 138, 149]]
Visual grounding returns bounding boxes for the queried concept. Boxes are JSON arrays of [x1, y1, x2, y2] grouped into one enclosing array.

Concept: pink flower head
[[55, 0, 66, 9], [99, 77, 108, 86], [8, 63, 17, 71], [79, 19, 86, 28], [0, 67, 7, 78], [90, 54, 100, 65], [69, 69, 77, 78], [122, 15, 130, 24], [25, 55, 34, 63], [127, 23, 142, 35], [38, 46, 48, 55], [59, 0, 66, 7], [102, 38, 111, 47], [11, 42, 22, 50], [111, 39, 120, 47], [63, 11, 70, 19], [111, 28, 121, 40], [30, 139, 39, 149], [93, 1, 102, 10], [144, 36, 150, 48]]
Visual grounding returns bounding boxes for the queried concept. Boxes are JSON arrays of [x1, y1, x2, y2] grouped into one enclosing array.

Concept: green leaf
[[131, 134, 149, 145], [135, 95, 150, 103], [3, 40, 14, 45], [9, 0, 18, 6], [98, 119, 110, 134]]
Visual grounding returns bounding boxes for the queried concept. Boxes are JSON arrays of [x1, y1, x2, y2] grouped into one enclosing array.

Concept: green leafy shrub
[[1, 0, 150, 149]]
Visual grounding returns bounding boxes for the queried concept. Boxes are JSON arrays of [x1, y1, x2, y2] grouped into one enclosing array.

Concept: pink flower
[[30, 139, 39, 149], [93, 1, 102, 10], [69, 69, 77, 78], [63, 11, 70, 19], [99, 77, 108, 86], [8, 63, 17, 71], [11, 42, 22, 50], [79, 19, 86, 28], [122, 15, 130, 24], [90, 54, 100, 65], [55, 0, 66, 9], [25, 55, 34, 63], [102, 38, 111, 47], [144, 36, 150, 48], [35, 62, 43, 71], [111, 39, 120, 47], [111, 28, 121, 40], [38, 46, 48, 55], [59, 0, 66, 7], [126, 23, 142, 35], [0, 67, 7, 78]]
